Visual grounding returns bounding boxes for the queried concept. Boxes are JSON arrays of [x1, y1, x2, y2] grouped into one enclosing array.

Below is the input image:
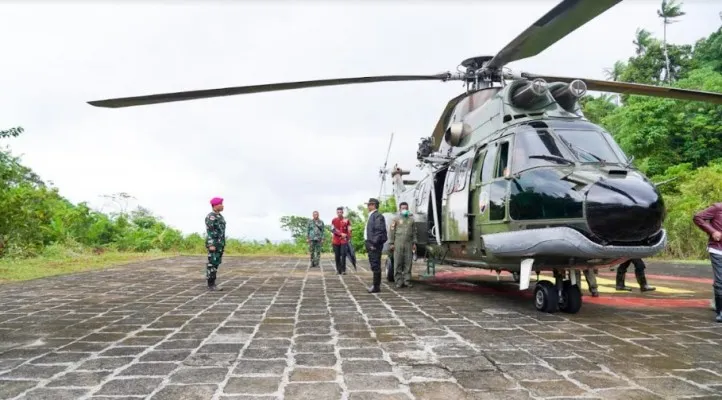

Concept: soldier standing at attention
[[389, 202, 417, 288], [306, 211, 325, 268], [205, 197, 226, 291], [331, 207, 351, 275]]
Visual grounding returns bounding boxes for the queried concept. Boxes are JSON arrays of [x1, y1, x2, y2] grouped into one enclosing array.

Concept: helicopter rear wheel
[[533, 280, 558, 313]]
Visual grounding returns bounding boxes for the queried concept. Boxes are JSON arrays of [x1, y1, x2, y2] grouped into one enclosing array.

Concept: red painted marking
[[432, 269, 714, 285], [431, 282, 710, 309]]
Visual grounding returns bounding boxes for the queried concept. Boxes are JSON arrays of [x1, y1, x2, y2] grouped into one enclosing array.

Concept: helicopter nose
[[584, 174, 665, 243]]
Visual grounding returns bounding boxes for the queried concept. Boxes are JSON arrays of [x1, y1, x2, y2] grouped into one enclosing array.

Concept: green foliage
[[0, 128, 304, 259]]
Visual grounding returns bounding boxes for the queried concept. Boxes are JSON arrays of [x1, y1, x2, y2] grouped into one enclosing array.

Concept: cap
[[210, 197, 224, 206]]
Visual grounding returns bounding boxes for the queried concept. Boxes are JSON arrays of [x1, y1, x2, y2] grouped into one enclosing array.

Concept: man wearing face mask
[[389, 202, 417, 288]]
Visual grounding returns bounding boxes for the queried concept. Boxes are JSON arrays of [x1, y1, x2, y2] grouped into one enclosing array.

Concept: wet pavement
[[1, 256, 722, 399]]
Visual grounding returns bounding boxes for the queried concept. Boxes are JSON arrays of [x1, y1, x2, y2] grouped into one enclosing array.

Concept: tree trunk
[[663, 22, 671, 82]]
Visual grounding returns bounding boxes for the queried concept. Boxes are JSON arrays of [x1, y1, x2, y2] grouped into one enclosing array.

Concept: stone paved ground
[[1, 256, 722, 400]]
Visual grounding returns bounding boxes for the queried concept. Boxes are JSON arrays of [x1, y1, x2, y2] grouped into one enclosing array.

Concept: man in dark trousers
[[693, 202, 722, 322], [331, 207, 351, 275], [364, 198, 387, 293], [205, 197, 226, 291], [615, 258, 656, 292]]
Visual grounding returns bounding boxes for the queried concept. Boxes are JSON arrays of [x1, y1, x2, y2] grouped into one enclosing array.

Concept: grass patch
[[0, 249, 175, 283]]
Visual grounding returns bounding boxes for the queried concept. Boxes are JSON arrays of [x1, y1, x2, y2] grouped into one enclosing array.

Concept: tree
[[633, 28, 654, 55], [657, 0, 686, 82]]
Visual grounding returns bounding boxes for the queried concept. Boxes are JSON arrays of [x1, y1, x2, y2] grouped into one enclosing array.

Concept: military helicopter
[[88, 0, 722, 314]]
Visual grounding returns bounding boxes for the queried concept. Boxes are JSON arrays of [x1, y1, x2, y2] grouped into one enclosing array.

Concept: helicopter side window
[[494, 141, 510, 179], [444, 163, 457, 195], [453, 158, 471, 192], [480, 144, 497, 183]]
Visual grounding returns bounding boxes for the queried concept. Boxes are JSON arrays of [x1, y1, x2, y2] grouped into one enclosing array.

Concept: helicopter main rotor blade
[[87, 74, 451, 108], [524, 73, 722, 104], [486, 0, 622, 70]]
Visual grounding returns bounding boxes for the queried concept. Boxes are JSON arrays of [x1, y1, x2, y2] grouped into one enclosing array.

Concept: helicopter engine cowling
[[549, 80, 587, 112], [584, 173, 665, 244], [508, 78, 550, 110]]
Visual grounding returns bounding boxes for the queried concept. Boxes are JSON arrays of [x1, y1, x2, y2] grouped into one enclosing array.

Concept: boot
[[715, 296, 722, 322], [590, 287, 599, 297], [367, 271, 381, 293], [636, 274, 656, 292], [208, 272, 223, 291], [615, 269, 632, 291]]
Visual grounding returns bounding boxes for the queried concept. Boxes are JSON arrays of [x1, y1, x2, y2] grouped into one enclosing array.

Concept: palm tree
[[633, 28, 653, 55], [603, 61, 626, 105], [657, 0, 686, 82]]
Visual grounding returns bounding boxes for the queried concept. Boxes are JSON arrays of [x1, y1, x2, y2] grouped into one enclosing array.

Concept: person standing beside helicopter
[[692, 203, 722, 322], [389, 202, 417, 288], [615, 258, 656, 292], [364, 198, 387, 293]]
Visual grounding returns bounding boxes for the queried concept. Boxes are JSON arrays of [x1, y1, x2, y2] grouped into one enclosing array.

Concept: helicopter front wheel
[[533, 280, 558, 313]]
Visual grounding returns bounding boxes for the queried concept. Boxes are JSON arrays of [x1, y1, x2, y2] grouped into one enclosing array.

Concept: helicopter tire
[[559, 281, 582, 314], [386, 257, 394, 282], [534, 280, 558, 313]]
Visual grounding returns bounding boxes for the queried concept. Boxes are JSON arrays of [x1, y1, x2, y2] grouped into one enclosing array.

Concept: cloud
[[1, 1, 720, 240]]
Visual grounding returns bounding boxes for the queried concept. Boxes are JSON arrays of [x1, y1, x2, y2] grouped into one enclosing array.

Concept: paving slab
[[0, 256, 721, 399]]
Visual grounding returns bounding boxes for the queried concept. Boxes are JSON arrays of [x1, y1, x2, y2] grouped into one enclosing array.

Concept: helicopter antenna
[[378, 132, 394, 199]]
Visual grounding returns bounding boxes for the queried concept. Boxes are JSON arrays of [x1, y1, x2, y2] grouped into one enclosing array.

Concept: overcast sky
[[1, 1, 720, 241]]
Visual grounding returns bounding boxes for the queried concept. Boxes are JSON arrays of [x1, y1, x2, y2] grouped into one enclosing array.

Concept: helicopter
[[87, 0, 722, 314]]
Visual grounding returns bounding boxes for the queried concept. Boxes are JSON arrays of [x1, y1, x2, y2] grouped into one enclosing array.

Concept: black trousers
[[333, 244, 347, 273], [366, 242, 382, 272], [618, 258, 645, 276]]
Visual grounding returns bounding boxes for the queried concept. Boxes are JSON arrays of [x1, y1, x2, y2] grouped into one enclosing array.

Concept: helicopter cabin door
[[440, 151, 475, 241]]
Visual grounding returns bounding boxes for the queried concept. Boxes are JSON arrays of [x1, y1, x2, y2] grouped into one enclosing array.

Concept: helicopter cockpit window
[[511, 129, 576, 173], [554, 129, 624, 164], [601, 130, 630, 164]]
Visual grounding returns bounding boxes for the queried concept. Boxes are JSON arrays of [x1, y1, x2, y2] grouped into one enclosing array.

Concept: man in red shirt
[[693, 202, 722, 322], [331, 207, 352, 275]]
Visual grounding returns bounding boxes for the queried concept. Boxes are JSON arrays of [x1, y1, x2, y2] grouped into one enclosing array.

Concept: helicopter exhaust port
[[508, 78, 549, 110], [549, 79, 587, 112]]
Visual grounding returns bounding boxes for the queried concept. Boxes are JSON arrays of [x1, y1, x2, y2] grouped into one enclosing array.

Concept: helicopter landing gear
[[533, 269, 583, 314]]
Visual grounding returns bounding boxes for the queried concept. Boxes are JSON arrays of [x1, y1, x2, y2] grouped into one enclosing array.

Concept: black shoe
[[616, 270, 632, 291], [590, 287, 599, 297]]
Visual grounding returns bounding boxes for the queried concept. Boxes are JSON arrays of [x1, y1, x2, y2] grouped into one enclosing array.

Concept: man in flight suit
[[389, 202, 417, 288], [205, 197, 226, 291]]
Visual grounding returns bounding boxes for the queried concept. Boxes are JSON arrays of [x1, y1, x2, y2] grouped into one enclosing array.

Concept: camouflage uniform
[[205, 211, 226, 288], [389, 212, 417, 287], [307, 219, 325, 267]]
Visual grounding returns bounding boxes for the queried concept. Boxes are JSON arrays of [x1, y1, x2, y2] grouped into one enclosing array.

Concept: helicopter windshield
[[511, 128, 576, 173], [554, 128, 626, 164]]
